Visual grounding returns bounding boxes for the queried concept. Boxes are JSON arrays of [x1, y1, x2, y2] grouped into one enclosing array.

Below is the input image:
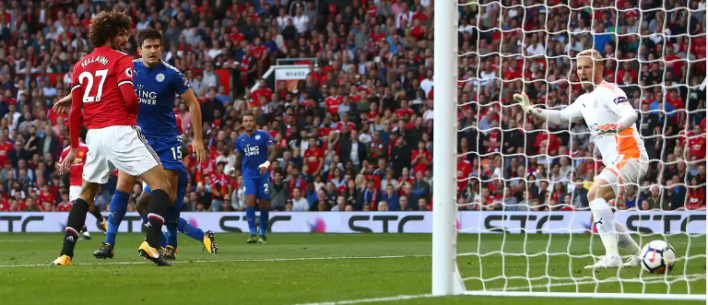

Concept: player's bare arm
[[233, 151, 241, 176], [54, 94, 72, 114], [181, 88, 206, 163], [60, 72, 85, 174], [263, 145, 276, 175]]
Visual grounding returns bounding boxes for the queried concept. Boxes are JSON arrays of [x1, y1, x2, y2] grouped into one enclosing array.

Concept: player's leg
[[167, 169, 217, 254], [87, 203, 107, 233], [111, 126, 173, 266], [94, 171, 134, 259], [134, 188, 168, 248], [257, 176, 271, 243], [136, 166, 173, 265], [52, 182, 102, 266], [616, 160, 647, 267], [243, 176, 259, 243], [53, 130, 111, 266], [585, 168, 623, 269], [162, 168, 181, 255], [105, 171, 134, 245], [70, 186, 95, 240], [140, 189, 218, 256]]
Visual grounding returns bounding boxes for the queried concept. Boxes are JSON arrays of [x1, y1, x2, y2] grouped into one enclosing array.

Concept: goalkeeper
[[514, 49, 645, 269]]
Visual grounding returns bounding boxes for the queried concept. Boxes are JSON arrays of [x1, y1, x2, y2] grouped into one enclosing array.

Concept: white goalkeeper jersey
[[558, 81, 648, 167]]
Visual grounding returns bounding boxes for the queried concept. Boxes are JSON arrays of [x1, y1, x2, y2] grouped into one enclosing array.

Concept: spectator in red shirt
[[324, 86, 343, 114], [688, 125, 706, 160], [56, 190, 72, 212], [287, 166, 307, 196], [304, 137, 324, 176], [252, 79, 273, 104], [410, 141, 431, 176]]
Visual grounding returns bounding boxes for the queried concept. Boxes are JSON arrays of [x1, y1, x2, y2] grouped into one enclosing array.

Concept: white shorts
[[83, 125, 161, 184], [596, 158, 648, 199], [69, 186, 82, 202]]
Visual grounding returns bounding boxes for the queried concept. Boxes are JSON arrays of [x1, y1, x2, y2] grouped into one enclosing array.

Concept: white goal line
[[288, 274, 706, 305]]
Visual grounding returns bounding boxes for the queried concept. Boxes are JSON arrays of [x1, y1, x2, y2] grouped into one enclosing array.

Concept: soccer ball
[[640, 240, 677, 274]]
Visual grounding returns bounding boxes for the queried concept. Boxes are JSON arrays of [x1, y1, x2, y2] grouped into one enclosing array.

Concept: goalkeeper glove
[[596, 122, 625, 135], [513, 92, 541, 117]]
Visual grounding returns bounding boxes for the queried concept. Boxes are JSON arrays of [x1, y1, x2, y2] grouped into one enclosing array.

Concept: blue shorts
[[243, 175, 270, 200], [145, 135, 184, 173]]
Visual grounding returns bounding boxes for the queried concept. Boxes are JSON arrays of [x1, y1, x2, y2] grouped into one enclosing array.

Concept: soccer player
[[55, 29, 213, 259], [235, 114, 276, 243], [58, 140, 107, 240], [514, 49, 645, 269], [51, 11, 175, 267], [95, 28, 213, 259]]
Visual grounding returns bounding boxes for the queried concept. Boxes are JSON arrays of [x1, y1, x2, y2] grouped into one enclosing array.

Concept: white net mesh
[[453, 0, 706, 297]]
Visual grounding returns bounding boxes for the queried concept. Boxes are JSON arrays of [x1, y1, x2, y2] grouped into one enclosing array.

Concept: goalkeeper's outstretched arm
[[513, 93, 582, 125]]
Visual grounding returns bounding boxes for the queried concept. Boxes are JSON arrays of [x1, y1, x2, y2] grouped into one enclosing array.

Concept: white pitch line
[[0, 254, 431, 268], [492, 274, 704, 291], [289, 294, 436, 305], [287, 274, 707, 305]]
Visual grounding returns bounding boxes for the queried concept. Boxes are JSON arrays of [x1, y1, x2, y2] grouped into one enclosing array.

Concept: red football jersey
[[411, 149, 431, 176], [689, 136, 706, 160], [59, 144, 89, 186], [0, 200, 8, 211], [304, 147, 323, 174], [70, 46, 137, 130], [335, 121, 356, 132], [457, 161, 472, 193], [252, 87, 273, 104], [56, 201, 72, 212], [325, 96, 343, 113], [0, 141, 13, 166]]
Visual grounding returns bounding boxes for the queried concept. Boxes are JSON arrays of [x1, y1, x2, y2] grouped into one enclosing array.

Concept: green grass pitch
[[0, 233, 704, 305]]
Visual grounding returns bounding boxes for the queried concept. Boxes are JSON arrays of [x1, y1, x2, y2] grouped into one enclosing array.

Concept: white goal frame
[[431, 0, 706, 301]]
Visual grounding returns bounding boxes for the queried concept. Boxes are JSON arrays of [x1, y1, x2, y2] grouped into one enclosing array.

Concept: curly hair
[[88, 10, 132, 48]]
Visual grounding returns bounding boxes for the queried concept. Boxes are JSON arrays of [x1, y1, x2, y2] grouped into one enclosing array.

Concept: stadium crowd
[[0, 0, 705, 213]]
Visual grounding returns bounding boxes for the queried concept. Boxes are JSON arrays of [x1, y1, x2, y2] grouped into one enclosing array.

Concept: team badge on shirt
[[156, 73, 165, 82], [255, 135, 261, 140]]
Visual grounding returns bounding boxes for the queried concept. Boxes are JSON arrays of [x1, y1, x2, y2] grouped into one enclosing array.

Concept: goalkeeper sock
[[246, 207, 257, 236], [61, 198, 90, 258], [177, 218, 206, 243], [589, 198, 619, 257], [614, 221, 641, 256], [105, 190, 129, 246], [259, 210, 269, 237]]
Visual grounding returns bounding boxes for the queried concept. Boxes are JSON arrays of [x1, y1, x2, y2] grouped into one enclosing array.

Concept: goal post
[[432, 0, 465, 296], [432, 0, 707, 301]]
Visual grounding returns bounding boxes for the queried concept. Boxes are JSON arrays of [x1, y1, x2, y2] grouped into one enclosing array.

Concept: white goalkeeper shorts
[[595, 158, 648, 199], [83, 125, 161, 184], [69, 186, 82, 202]]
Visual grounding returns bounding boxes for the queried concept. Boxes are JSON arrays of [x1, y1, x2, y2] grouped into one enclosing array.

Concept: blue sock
[[259, 210, 269, 237], [166, 224, 178, 249], [104, 190, 129, 245], [246, 207, 257, 236], [159, 230, 167, 248], [178, 218, 205, 243]]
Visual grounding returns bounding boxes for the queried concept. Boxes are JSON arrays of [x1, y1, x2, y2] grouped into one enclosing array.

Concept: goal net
[[432, 0, 707, 300]]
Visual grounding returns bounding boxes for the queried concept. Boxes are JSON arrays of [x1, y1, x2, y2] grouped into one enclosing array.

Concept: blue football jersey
[[133, 59, 190, 138], [236, 130, 273, 177]]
